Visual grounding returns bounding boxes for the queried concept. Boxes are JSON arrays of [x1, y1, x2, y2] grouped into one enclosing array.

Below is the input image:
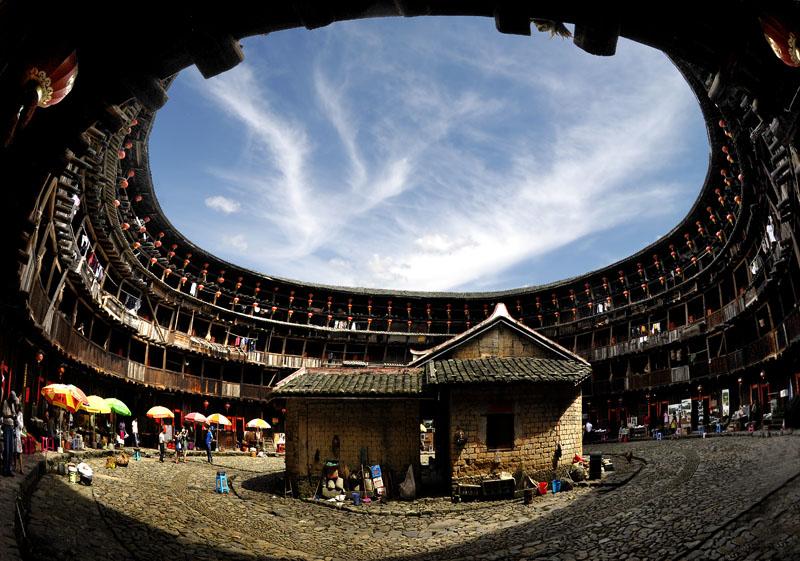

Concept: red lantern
[[225, 402, 231, 412], [113, 199, 120, 207], [124, 141, 133, 149], [197, 284, 204, 292], [150, 257, 157, 265], [118, 149, 126, 159], [214, 290, 221, 299], [132, 241, 141, 249], [203, 400, 209, 410], [154, 240, 162, 248], [121, 222, 130, 230], [119, 179, 128, 189], [134, 194, 143, 202], [27, 50, 79, 108], [761, 15, 800, 67], [36, 351, 44, 363], [3, 50, 78, 146], [127, 169, 135, 178]]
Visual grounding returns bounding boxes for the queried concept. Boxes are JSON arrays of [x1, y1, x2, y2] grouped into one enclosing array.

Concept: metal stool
[[654, 431, 662, 441], [41, 436, 54, 451], [215, 471, 229, 494]]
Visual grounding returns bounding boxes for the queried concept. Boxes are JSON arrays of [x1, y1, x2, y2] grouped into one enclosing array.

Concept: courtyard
[[19, 434, 800, 561]]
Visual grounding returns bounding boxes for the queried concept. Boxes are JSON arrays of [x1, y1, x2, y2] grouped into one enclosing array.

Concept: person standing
[[131, 418, 139, 447], [584, 419, 593, 443], [1, 391, 18, 476], [174, 428, 183, 464], [118, 420, 126, 444], [158, 426, 167, 462], [205, 425, 214, 464], [181, 428, 189, 463], [14, 398, 24, 474]]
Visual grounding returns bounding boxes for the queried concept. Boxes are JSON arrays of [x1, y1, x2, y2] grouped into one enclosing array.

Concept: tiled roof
[[409, 303, 591, 367], [273, 367, 423, 397], [426, 357, 592, 386]]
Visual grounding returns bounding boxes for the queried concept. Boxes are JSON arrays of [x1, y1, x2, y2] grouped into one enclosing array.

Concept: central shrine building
[[276, 303, 591, 490]]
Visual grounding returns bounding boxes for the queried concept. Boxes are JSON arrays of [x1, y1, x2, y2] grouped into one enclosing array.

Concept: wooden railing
[[29, 281, 274, 401]]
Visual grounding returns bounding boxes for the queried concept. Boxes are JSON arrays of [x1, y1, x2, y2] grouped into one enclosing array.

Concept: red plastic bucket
[[537, 481, 548, 495]]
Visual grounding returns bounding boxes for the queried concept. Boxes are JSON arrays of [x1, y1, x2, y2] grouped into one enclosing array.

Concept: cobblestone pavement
[[25, 435, 800, 561]]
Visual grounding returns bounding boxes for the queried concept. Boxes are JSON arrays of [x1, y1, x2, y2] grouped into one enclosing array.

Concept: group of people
[[155, 424, 218, 464], [1, 391, 24, 476], [158, 425, 191, 463]]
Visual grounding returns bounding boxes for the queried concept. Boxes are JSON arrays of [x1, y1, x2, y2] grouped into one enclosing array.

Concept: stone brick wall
[[285, 398, 420, 480], [448, 383, 582, 480], [450, 325, 553, 359]]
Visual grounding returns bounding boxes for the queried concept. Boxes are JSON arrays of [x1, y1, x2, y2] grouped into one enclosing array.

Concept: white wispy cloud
[[174, 18, 704, 291], [222, 233, 248, 253], [204, 195, 241, 214]]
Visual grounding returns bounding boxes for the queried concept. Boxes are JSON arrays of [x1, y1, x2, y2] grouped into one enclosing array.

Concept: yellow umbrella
[[246, 418, 271, 429], [80, 395, 111, 414], [206, 413, 231, 426], [41, 384, 88, 414], [146, 406, 174, 420]]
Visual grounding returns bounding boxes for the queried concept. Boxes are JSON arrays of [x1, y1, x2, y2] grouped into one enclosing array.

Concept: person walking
[[158, 426, 167, 462], [205, 425, 214, 464], [131, 418, 139, 447], [1, 391, 18, 476]]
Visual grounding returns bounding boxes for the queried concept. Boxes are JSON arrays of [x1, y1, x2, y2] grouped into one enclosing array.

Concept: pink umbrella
[[185, 412, 207, 424]]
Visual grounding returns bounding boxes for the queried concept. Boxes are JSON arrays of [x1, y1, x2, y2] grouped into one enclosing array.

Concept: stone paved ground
[[24, 434, 800, 561]]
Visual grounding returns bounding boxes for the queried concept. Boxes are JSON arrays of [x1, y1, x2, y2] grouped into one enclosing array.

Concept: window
[[486, 413, 514, 450]]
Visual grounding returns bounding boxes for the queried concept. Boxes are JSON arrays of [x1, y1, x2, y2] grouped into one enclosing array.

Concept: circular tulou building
[[1, 2, 799, 487]]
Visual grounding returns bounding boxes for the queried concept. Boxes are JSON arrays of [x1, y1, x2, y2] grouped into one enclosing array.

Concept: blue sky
[[150, 17, 708, 292]]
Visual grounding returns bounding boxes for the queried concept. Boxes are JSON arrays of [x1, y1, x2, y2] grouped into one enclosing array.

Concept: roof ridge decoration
[[408, 303, 590, 367]]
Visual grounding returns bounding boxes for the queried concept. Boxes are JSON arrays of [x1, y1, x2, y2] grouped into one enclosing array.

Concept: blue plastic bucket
[[551, 480, 561, 494], [352, 492, 361, 505]]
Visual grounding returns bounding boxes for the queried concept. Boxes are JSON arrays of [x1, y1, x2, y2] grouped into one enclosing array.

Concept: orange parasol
[[146, 406, 174, 420], [41, 384, 88, 414]]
